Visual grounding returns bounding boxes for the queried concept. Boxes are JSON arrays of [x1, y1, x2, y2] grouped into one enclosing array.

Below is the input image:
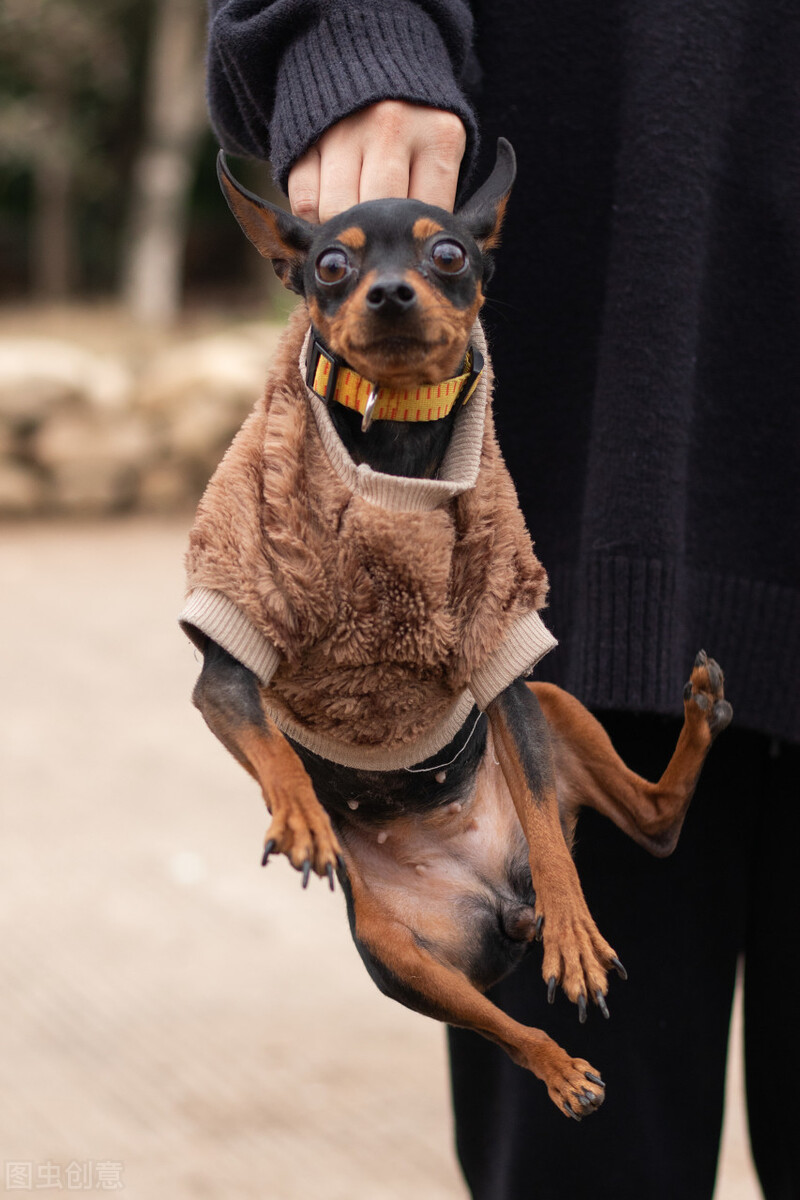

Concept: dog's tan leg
[[531, 651, 733, 857], [340, 855, 607, 1119], [236, 724, 341, 880], [486, 681, 622, 1018], [193, 639, 340, 881]]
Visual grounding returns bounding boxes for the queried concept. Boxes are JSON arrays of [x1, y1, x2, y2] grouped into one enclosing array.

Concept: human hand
[[287, 100, 466, 224]]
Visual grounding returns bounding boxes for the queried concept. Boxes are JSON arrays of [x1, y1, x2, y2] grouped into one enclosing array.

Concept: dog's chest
[[321, 497, 459, 667]]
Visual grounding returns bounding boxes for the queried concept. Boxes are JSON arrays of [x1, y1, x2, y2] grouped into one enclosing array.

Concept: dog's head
[[218, 140, 515, 388]]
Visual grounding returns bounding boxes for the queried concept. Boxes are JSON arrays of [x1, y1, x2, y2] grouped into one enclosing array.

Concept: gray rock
[[0, 339, 133, 428], [0, 461, 45, 515]]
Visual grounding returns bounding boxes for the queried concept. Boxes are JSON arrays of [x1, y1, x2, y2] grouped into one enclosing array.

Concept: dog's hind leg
[[337, 855, 607, 1120], [486, 680, 622, 1019], [532, 651, 733, 858], [192, 639, 340, 882]]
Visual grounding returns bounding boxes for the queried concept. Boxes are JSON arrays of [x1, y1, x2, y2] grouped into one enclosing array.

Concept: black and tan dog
[[181, 141, 732, 1119]]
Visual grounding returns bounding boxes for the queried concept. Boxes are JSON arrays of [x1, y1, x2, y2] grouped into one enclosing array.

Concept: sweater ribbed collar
[[299, 321, 490, 514]]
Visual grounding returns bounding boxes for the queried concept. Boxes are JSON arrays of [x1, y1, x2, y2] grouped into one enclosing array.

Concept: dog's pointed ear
[[457, 138, 516, 252], [217, 151, 313, 294]]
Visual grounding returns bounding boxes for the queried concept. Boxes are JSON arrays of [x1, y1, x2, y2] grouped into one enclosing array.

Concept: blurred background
[[0, 1, 762, 1196], [0, 0, 293, 521]]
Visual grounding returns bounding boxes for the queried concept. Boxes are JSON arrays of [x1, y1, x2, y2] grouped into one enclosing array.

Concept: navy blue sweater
[[207, 0, 800, 743]]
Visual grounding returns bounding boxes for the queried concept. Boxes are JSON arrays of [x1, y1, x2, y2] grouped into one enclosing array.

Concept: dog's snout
[[366, 278, 417, 313]]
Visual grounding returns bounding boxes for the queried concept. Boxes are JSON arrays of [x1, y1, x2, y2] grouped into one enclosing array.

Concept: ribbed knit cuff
[[179, 588, 281, 685], [470, 611, 558, 711], [269, 3, 478, 190]]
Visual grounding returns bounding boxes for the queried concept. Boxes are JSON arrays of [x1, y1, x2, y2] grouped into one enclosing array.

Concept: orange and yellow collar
[[305, 335, 484, 430]]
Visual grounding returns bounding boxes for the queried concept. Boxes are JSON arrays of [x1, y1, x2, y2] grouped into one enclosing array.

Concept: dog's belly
[[335, 733, 539, 990]]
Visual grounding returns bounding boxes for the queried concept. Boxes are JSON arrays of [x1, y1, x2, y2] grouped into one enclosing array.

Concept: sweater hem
[[539, 559, 800, 744], [179, 589, 557, 768], [259, 688, 479, 771]]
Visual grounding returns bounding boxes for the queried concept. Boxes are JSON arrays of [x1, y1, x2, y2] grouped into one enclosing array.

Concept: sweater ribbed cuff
[[470, 611, 558, 711], [179, 588, 281, 685], [269, 3, 478, 190]]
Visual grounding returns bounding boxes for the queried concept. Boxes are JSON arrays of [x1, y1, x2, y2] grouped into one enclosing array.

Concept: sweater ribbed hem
[[301, 321, 490, 512], [261, 688, 478, 770], [540, 558, 800, 744], [179, 591, 557, 769], [262, 606, 556, 767], [572, 556, 684, 713], [269, 4, 478, 190], [180, 588, 281, 685]]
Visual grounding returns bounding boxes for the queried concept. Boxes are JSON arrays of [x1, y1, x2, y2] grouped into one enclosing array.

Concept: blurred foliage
[[0, 0, 280, 307]]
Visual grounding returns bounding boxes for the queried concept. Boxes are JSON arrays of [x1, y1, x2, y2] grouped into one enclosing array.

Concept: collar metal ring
[[361, 385, 379, 433]]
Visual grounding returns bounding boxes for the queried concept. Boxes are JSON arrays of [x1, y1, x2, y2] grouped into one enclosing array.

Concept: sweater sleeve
[[179, 587, 282, 686], [206, 0, 479, 190]]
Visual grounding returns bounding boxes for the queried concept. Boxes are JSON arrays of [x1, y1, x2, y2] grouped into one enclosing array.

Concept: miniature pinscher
[[185, 140, 732, 1119]]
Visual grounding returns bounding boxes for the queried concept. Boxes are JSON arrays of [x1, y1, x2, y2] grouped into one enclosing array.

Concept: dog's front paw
[[683, 650, 732, 741], [538, 898, 625, 1021], [260, 776, 341, 890]]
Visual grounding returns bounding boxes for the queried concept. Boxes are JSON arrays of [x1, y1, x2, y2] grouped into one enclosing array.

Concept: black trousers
[[449, 715, 799, 1200]]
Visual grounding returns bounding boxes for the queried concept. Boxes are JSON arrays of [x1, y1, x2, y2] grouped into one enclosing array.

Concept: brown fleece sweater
[[180, 305, 556, 770]]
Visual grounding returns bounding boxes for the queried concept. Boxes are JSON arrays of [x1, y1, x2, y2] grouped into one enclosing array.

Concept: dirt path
[[0, 518, 760, 1199]]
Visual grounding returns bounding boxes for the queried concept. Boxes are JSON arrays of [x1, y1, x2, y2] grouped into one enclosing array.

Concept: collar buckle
[[305, 334, 340, 403], [459, 345, 484, 407]]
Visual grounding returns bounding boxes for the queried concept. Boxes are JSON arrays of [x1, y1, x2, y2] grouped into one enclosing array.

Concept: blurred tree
[[121, 0, 207, 325], [0, 0, 129, 298], [0, 0, 266, 311]]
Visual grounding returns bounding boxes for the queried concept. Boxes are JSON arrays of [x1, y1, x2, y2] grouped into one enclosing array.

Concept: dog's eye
[[431, 240, 467, 276], [316, 249, 350, 284]]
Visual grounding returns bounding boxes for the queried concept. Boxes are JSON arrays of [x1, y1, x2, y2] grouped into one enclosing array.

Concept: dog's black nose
[[366, 278, 417, 313]]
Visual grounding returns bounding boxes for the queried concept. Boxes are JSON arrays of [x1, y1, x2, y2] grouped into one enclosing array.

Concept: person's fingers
[[288, 101, 467, 224], [317, 140, 362, 223], [408, 113, 466, 212], [358, 149, 411, 204], [288, 147, 321, 222], [353, 101, 413, 202]]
